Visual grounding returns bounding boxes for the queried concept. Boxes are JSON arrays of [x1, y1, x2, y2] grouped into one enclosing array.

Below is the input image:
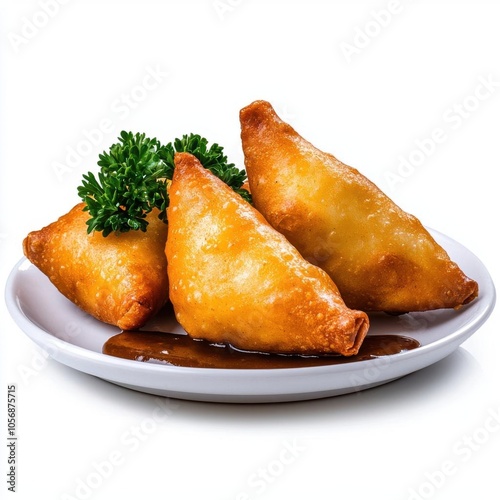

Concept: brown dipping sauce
[[102, 331, 420, 369]]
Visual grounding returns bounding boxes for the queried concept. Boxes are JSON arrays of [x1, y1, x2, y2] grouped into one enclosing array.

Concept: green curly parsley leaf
[[77, 131, 251, 236]]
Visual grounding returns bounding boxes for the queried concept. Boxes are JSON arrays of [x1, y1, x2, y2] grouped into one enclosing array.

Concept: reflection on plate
[[5, 229, 496, 403]]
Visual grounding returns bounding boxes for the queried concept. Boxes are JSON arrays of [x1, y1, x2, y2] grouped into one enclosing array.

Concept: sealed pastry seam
[[240, 100, 479, 313], [165, 152, 369, 356], [23, 203, 169, 330]]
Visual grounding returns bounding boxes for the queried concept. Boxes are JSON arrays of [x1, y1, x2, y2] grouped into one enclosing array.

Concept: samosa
[[240, 100, 478, 313], [23, 203, 169, 330], [166, 152, 369, 356]]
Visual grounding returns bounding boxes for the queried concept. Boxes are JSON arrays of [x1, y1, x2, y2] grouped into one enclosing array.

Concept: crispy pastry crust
[[23, 203, 169, 330], [166, 152, 369, 356], [240, 100, 478, 312]]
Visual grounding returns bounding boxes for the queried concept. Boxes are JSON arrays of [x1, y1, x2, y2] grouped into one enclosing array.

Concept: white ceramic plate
[[5, 229, 495, 403]]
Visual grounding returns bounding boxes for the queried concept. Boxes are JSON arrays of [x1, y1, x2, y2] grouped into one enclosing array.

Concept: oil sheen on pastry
[[23, 203, 169, 330], [240, 100, 478, 312], [165, 152, 369, 356]]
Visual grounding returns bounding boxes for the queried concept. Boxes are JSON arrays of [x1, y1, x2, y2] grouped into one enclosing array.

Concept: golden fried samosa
[[166, 152, 369, 356], [240, 100, 478, 312], [23, 203, 169, 330]]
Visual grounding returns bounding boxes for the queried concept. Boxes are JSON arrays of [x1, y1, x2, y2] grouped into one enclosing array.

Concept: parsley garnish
[[77, 131, 251, 236]]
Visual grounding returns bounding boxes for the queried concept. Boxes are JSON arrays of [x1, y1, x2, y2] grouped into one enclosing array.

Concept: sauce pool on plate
[[103, 330, 420, 369]]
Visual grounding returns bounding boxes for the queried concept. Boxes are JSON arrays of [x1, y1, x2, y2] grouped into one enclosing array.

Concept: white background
[[1, 0, 499, 499]]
